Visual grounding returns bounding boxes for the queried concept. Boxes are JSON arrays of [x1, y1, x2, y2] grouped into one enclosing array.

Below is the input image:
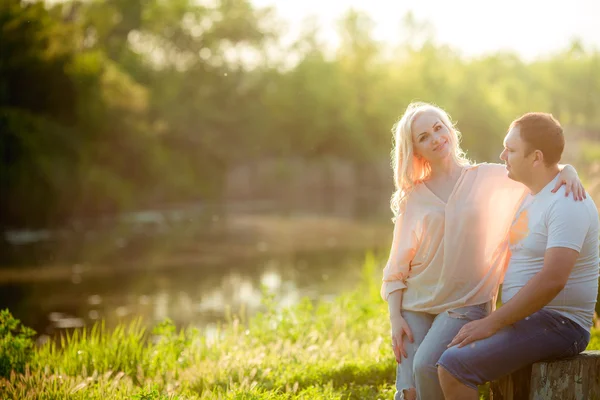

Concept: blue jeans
[[437, 308, 591, 390], [394, 303, 489, 400]]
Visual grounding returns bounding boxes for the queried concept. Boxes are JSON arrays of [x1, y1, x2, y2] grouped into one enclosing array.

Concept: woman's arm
[[485, 163, 586, 200], [388, 289, 414, 363], [382, 202, 419, 363], [381, 213, 416, 301], [552, 165, 586, 201], [388, 285, 404, 319]]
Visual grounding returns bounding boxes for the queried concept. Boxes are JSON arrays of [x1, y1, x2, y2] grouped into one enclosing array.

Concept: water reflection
[[0, 248, 387, 337], [0, 197, 392, 338]]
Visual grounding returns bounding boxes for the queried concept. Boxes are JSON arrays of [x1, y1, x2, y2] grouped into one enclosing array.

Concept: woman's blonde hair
[[390, 102, 471, 219]]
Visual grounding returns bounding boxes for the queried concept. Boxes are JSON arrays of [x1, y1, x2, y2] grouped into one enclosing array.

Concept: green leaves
[[2, 1, 600, 232], [0, 268, 599, 398], [0, 309, 36, 378]]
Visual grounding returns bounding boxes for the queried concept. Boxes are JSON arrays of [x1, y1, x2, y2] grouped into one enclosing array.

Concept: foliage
[[0, 309, 36, 378], [2, 0, 600, 231], [0, 258, 598, 398]]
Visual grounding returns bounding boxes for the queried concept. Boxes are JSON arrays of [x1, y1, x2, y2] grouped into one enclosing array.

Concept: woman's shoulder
[[405, 180, 430, 199], [397, 183, 427, 211], [464, 162, 507, 177], [465, 162, 504, 171], [402, 181, 444, 211], [464, 162, 526, 192]]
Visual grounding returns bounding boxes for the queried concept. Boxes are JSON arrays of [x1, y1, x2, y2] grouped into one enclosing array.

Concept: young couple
[[382, 103, 599, 400]]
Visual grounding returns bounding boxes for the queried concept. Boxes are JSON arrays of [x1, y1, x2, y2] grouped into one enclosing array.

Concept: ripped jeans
[[394, 303, 489, 400]]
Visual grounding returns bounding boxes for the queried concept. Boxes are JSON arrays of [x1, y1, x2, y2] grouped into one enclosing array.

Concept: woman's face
[[411, 110, 452, 163]]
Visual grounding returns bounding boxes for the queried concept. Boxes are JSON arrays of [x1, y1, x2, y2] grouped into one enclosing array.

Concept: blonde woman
[[382, 102, 585, 400]]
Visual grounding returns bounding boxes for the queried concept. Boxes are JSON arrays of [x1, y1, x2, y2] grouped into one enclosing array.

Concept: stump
[[490, 351, 600, 400]]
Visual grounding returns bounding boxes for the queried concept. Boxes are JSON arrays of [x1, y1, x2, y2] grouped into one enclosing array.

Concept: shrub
[[0, 309, 36, 378]]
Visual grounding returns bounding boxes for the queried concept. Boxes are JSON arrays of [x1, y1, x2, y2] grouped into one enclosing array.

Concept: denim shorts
[[437, 308, 591, 390]]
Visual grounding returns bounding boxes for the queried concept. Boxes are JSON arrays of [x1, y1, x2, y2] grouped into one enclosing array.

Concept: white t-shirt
[[502, 174, 600, 332]]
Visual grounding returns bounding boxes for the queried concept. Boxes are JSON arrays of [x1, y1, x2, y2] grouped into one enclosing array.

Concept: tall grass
[[1, 253, 598, 399]]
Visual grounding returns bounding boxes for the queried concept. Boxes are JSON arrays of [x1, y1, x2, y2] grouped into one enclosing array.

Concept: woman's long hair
[[390, 102, 471, 220]]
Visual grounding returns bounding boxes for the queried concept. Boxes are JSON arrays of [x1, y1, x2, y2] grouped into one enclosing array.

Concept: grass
[[1, 253, 599, 399]]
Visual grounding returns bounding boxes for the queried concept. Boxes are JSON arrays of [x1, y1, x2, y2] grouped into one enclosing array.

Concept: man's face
[[499, 126, 532, 183]]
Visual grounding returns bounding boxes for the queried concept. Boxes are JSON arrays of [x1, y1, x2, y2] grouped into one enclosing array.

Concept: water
[[0, 198, 392, 339]]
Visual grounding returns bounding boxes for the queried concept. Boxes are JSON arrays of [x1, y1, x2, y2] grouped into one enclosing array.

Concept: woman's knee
[[412, 352, 437, 378]]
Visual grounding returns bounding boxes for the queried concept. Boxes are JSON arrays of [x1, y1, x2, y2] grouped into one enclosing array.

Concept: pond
[[0, 197, 393, 342]]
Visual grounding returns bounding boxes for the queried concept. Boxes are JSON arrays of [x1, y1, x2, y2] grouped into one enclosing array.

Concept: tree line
[[2, 0, 599, 231]]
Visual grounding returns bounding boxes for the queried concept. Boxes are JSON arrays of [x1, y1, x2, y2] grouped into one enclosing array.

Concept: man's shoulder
[[545, 185, 597, 208], [543, 188, 599, 224]]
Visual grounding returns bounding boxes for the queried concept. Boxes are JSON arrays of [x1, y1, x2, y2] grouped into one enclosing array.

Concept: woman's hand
[[552, 165, 586, 201], [390, 314, 414, 364]]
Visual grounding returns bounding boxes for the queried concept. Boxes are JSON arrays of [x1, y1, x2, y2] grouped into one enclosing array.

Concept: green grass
[[0, 253, 598, 399]]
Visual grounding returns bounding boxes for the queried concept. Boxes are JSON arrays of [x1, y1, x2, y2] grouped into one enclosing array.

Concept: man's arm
[[449, 199, 591, 348], [448, 248, 578, 348], [485, 247, 577, 328]]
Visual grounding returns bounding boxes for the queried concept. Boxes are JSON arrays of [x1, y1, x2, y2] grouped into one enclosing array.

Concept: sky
[[251, 0, 600, 60]]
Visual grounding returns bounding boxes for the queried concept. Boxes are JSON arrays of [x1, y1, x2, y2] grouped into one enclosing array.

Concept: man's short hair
[[510, 112, 564, 166]]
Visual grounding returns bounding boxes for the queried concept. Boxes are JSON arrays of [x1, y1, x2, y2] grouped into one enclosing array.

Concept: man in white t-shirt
[[437, 112, 600, 400]]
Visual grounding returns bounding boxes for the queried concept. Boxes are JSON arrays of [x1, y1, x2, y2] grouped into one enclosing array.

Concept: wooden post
[[490, 365, 531, 399], [490, 351, 600, 400]]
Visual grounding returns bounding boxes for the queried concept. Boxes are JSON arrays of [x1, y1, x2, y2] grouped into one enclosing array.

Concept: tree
[[0, 1, 80, 228]]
